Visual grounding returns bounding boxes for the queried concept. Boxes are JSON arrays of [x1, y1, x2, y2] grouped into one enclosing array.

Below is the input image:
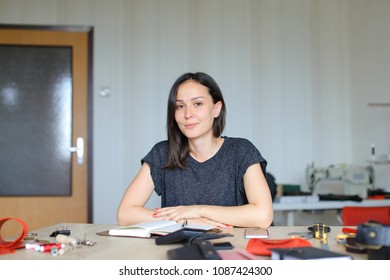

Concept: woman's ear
[[214, 101, 222, 118]]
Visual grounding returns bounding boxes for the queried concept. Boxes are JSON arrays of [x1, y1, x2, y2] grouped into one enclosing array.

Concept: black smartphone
[[213, 241, 234, 250]]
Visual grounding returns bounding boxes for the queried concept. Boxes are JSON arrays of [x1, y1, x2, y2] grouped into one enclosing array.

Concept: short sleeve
[[141, 141, 169, 196], [235, 138, 267, 179]]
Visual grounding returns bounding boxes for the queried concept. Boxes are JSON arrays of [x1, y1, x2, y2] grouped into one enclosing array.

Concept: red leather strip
[[0, 217, 28, 255], [246, 238, 312, 256], [342, 227, 357, 234]]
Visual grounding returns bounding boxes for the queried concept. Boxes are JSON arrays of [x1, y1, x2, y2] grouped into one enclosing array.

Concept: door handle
[[69, 137, 84, 165]]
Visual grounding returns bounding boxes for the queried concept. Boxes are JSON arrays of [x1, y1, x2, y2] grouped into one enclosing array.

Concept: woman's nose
[[185, 106, 193, 118]]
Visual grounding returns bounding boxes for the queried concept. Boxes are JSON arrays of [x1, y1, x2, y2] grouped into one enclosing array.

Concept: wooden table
[[0, 223, 367, 260]]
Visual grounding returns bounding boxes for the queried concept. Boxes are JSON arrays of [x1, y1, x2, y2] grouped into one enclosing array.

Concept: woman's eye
[[194, 102, 202, 107], [176, 104, 184, 109]]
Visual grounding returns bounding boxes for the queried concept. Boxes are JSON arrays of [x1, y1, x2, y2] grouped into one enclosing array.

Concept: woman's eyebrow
[[176, 96, 205, 102]]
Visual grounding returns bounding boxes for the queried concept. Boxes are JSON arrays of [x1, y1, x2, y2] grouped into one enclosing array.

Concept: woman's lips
[[185, 123, 197, 129]]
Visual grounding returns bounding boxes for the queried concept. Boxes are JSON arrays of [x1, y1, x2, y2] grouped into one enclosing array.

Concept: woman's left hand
[[153, 206, 233, 228]]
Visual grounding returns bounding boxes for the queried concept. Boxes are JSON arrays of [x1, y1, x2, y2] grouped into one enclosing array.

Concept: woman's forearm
[[117, 205, 157, 226], [200, 204, 273, 228]]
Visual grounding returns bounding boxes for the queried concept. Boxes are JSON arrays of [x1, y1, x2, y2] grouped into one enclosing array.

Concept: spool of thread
[[51, 247, 59, 256], [55, 234, 80, 247], [25, 243, 41, 250], [58, 245, 71, 255], [39, 243, 64, 253]]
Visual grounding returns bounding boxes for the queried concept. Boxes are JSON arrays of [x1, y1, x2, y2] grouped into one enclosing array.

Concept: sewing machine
[[305, 164, 373, 197]]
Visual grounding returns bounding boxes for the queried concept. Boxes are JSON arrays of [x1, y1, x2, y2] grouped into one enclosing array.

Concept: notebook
[[108, 220, 215, 238]]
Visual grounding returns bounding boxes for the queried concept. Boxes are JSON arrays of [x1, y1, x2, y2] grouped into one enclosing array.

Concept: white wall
[[0, 0, 389, 224], [349, 0, 390, 189]]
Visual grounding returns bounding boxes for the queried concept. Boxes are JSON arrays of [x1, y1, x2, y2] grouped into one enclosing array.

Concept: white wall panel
[[0, 0, 389, 224]]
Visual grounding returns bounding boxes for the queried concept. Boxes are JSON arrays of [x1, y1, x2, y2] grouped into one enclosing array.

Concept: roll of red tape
[[0, 217, 29, 255]]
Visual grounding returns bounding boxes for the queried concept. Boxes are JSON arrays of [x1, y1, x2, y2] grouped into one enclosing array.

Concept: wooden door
[[0, 25, 93, 237]]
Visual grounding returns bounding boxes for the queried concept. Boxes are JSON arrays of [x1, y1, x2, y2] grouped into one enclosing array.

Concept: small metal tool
[[80, 233, 96, 246], [287, 231, 314, 239], [50, 226, 71, 237], [308, 223, 331, 249]]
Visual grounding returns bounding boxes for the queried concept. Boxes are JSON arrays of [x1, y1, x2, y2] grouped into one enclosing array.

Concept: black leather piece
[[355, 222, 390, 259], [345, 237, 367, 254], [357, 222, 390, 247], [155, 228, 232, 245], [368, 246, 390, 260], [167, 240, 221, 260], [318, 194, 362, 202]]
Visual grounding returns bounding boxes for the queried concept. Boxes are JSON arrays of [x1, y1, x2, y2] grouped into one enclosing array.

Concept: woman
[[117, 72, 273, 228]]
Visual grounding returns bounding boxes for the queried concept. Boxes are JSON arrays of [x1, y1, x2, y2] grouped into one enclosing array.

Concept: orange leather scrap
[[0, 217, 28, 256], [246, 238, 312, 256]]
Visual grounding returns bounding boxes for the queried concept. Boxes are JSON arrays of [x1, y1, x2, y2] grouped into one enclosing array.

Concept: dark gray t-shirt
[[141, 136, 267, 207]]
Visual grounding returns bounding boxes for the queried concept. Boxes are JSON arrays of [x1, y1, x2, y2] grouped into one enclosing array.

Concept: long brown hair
[[164, 72, 226, 169]]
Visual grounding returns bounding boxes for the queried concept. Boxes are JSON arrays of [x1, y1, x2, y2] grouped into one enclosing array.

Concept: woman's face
[[174, 80, 222, 140]]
